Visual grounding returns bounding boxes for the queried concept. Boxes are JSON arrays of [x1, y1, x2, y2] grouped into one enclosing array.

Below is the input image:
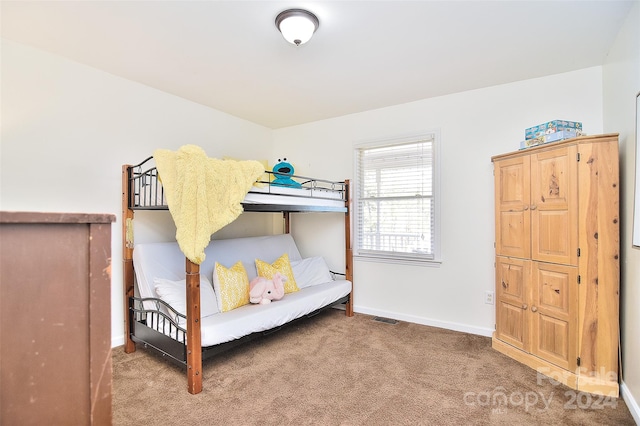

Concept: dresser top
[[0, 211, 115, 224]]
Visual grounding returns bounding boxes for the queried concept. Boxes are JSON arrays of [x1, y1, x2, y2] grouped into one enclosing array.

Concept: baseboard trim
[[112, 335, 125, 348], [621, 381, 640, 425], [353, 305, 494, 337]]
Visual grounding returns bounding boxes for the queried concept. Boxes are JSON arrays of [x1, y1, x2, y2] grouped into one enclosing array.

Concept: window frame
[[353, 132, 442, 266]]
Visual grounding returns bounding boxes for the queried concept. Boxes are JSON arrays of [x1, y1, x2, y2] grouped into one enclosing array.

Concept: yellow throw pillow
[[212, 261, 250, 312], [255, 253, 299, 294]]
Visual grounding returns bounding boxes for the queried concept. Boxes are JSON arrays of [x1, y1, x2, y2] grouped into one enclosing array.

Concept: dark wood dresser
[[1, 211, 115, 425]]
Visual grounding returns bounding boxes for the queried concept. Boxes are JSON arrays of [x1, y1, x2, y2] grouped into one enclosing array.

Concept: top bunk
[[124, 156, 348, 213]]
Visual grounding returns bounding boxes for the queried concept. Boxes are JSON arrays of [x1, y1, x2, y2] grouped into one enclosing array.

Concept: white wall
[[274, 67, 605, 336], [0, 39, 275, 347], [603, 1, 640, 421]]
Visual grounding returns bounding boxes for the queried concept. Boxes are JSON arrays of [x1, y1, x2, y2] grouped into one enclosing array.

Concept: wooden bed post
[[344, 180, 354, 317], [185, 259, 203, 394], [283, 211, 291, 233], [122, 165, 136, 353]]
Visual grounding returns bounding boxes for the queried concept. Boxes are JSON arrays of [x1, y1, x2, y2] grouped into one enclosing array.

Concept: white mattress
[[199, 280, 351, 346], [137, 182, 345, 209], [132, 235, 351, 347], [244, 185, 345, 208]]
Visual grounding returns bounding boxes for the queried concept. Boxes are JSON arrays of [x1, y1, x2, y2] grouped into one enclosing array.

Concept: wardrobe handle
[[530, 205, 537, 210], [522, 304, 528, 310], [502, 281, 508, 289], [531, 306, 538, 312], [523, 205, 529, 211]]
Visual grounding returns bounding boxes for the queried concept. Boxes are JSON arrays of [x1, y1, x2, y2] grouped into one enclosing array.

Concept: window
[[354, 133, 440, 264]]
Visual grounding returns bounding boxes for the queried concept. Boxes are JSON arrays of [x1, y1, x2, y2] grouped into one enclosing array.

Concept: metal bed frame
[[121, 157, 353, 394]]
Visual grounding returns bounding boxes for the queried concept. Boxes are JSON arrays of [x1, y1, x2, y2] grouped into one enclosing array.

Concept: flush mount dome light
[[275, 9, 319, 46]]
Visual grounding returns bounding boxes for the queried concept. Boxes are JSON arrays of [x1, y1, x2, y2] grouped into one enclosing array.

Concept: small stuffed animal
[[271, 158, 302, 188], [249, 272, 286, 304]]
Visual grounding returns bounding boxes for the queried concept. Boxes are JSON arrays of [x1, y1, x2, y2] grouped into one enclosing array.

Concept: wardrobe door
[[530, 261, 578, 371], [495, 256, 530, 352], [529, 146, 578, 265], [494, 156, 531, 259]]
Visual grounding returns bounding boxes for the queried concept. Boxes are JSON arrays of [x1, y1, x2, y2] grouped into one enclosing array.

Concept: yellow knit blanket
[[154, 145, 264, 264]]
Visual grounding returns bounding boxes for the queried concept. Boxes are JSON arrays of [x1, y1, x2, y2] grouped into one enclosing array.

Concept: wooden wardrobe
[[491, 133, 620, 397]]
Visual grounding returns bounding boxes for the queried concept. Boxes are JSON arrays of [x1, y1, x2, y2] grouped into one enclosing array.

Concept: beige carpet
[[112, 309, 635, 425]]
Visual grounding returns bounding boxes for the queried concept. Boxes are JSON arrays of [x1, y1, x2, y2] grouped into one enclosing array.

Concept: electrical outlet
[[485, 291, 495, 305]]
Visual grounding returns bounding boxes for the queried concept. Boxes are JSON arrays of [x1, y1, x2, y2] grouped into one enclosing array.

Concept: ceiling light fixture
[[275, 9, 319, 46]]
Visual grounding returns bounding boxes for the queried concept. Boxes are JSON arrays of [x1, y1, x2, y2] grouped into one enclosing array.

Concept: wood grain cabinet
[[491, 134, 620, 397], [0, 211, 115, 425]]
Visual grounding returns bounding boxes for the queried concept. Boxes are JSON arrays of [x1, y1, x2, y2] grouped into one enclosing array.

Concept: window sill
[[354, 254, 442, 268]]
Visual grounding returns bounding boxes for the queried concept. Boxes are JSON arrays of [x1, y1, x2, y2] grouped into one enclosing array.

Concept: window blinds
[[356, 136, 435, 261]]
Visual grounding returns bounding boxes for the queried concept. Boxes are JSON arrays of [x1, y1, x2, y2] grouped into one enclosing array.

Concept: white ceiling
[[1, 1, 634, 129]]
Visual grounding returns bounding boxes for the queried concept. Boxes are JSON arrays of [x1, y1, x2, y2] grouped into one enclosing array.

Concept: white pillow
[[154, 276, 219, 325], [290, 257, 333, 289]]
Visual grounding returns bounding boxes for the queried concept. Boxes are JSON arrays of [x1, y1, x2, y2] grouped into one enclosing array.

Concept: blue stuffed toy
[[272, 158, 302, 188]]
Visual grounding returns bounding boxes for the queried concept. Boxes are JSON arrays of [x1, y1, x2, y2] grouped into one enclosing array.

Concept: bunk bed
[[121, 152, 353, 394]]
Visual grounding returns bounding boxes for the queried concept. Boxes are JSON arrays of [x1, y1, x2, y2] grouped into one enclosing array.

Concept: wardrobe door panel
[[530, 261, 577, 371], [495, 256, 530, 351], [530, 146, 578, 265], [494, 156, 530, 259]]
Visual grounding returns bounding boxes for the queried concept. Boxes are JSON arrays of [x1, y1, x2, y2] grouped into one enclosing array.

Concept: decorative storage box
[[519, 129, 582, 150], [525, 120, 582, 140], [541, 129, 580, 143]]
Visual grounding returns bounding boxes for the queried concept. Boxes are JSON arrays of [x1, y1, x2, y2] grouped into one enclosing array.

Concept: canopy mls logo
[[536, 367, 618, 411], [463, 367, 619, 414], [463, 387, 554, 414]]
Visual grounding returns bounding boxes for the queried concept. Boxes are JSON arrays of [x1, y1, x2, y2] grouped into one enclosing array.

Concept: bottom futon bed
[[130, 234, 352, 354]]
